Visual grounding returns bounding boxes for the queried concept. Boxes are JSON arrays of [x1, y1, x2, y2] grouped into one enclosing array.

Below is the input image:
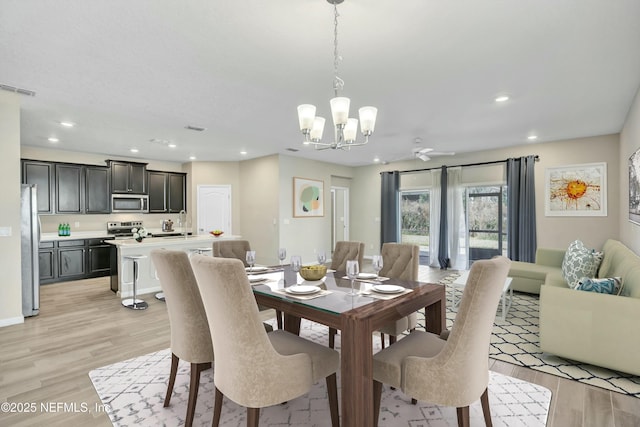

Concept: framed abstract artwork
[[629, 148, 640, 224], [545, 162, 607, 216], [293, 177, 324, 217]]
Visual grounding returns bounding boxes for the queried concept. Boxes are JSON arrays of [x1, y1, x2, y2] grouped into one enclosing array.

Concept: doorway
[[330, 187, 349, 250], [197, 185, 232, 235]]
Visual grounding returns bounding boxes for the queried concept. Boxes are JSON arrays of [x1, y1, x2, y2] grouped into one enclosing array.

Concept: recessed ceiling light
[[168, 143, 177, 148], [60, 121, 75, 127], [189, 156, 196, 160], [48, 137, 59, 143], [240, 150, 247, 155], [495, 96, 509, 103], [527, 135, 538, 141], [130, 148, 139, 153], [373, 157, 380, 163]]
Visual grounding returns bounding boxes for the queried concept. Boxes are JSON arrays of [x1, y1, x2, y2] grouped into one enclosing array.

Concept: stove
[[107, 221, 144, 238]]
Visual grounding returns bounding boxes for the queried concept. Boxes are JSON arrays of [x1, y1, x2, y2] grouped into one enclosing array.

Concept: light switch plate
[[0, 226, 12, 236]]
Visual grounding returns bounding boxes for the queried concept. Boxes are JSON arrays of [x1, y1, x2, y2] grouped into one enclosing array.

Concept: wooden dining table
[[251, 267, 446, 427]]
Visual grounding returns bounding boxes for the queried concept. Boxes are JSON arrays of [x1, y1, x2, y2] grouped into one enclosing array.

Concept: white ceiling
[[2, 0, 640, 167]]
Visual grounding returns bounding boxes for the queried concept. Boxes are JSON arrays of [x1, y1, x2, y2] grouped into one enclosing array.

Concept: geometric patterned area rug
[[437, 273, 640, 398], [90, 332, 552, 426]]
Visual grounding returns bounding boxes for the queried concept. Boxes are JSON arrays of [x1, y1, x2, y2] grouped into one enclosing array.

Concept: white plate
[[358, 273, 378, 279], [372, 284, 405, 294], [285, 285, 321, 295], [246, 266, 268, 272], [248, 275, 266, 283]]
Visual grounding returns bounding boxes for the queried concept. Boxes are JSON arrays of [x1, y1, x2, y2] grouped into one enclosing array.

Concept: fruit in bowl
[[300, 264, 327, 281], [210, 230, 224, 237]]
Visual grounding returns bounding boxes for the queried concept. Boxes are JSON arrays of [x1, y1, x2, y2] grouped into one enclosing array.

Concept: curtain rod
[[388, 154, 540, 175]]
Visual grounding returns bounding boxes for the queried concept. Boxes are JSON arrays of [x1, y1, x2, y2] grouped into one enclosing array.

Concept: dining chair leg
[[411, 398, 417, 405], [276, 310, 283, 330], [329, 327, 337, 348], [212, 387, 223, 427], [373, 380, 383, 427], [326, 373, 339, 427], [163, 353, 179, 407], [186, 362, 211, 427], [456, 406, 470, 427], [480, 388, 493, 427], [380, 333, 386, 349], [389, 335, 397, 345], [247, 407, 260, 427]]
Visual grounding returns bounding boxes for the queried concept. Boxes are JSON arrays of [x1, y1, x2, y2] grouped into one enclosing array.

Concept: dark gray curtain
[[507, 156, 537, 262], [438, 166, 450, 269], [381, 171, 400, 244]]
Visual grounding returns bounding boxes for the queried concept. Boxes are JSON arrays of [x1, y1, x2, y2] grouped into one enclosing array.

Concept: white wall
[[619, 86, 640, 253], [0, 92, 24, 326]]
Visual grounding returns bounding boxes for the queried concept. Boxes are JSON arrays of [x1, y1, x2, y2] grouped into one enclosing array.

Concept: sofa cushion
[[562, 240, 603, 289], [575, 277, 622, 295]]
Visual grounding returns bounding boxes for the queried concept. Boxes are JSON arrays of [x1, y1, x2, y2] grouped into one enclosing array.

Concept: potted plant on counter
[[132, 227, 148, 242]]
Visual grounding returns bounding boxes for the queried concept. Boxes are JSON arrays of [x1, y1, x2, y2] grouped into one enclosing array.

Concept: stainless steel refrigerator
[[21, 184, 40, 317]]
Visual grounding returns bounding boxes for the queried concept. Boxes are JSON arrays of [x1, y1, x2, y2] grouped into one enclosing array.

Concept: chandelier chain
[[333, 3, 344, 96]]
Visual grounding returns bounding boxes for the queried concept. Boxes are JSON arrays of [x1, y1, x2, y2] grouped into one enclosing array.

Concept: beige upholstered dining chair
[[372, 256, 511, 427], [377, 242, 420, 348], [330, 240, 364, 271], [150, 249, 214, 427], [212, 239, 282, 329], [190, 255, 340, 427], [212, 239, 251, 267]]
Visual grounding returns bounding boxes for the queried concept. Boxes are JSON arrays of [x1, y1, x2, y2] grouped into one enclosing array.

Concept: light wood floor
[[1, 273, 639, 426]]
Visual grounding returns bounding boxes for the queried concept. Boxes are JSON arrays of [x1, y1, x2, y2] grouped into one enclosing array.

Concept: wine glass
[[246, 250, 256, 272], [317, 250, 327, 265], [278, 248, 287, 283], [372, 255, 383, 282], [290, 255, 302, 285], [346, 260, 360, 296]]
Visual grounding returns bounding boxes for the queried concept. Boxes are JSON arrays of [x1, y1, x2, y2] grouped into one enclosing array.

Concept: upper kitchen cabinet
[[55, 164, 83, 214], [148, 171, 186, 213], [85, 166, 111, 214], [22, 160, 54, 214], [108, 160, 147, 194]]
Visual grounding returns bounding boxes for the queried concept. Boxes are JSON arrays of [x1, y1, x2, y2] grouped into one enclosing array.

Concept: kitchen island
[[107, 235, 239, 298]]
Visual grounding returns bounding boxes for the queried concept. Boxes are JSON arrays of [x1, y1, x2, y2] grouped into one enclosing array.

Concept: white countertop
[[106, 234, 240, 246], [41, 228, 197, 241]]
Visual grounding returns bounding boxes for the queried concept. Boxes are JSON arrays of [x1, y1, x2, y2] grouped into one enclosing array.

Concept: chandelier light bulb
[[297, 104, 316, 131], [343, 118, 358, 142], [330, 97, 350, 126], [310, 117, 326, 141], [359, 106, 378, 134]]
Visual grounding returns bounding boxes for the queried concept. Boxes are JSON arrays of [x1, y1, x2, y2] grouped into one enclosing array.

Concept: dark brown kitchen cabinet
[[168, 173, 186, 213], [109, 160, 147, 194], [55, 164, 83, 214], [22, 160, 54, 214], [57, 239, 86, 279], [38, 241, 56, 284], [85, 166, 111, 213], [148, 171, 168, 213], [147, 171, 186, 213]]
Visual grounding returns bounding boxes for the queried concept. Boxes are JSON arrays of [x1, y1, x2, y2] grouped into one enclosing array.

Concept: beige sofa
[[538, 239, 640, 376], [508, 249, 567, 294]]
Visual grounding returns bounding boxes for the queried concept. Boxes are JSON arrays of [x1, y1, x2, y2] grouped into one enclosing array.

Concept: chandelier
[[297, 0, 378, 150]]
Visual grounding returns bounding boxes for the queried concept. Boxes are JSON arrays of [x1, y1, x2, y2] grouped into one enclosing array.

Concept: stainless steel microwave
[[111, 194, 149, 213]]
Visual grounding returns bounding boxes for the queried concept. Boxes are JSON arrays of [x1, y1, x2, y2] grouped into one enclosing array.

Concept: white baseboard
[[0, 316, 24, 328]]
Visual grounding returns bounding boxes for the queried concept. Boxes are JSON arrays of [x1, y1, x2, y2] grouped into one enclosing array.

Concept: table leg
[[340, 315, 374, 427], [283, 313, 301, 335]]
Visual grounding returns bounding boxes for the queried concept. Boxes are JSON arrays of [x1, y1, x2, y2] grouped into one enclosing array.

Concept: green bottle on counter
[[58, 224, 62, 236], [66, 223, 71, 236]]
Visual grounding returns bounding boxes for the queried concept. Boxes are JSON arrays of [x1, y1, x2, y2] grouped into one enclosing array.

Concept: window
[[400, 190, 429, 264], [466, 186, 507, 264]]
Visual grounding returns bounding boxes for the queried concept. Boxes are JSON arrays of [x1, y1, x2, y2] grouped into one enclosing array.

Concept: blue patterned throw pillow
[[561, 240, 603, 289], [575, 277, 622, 295]]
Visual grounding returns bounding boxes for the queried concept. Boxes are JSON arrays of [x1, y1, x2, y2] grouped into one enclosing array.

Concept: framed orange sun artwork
[[545, 162, 607, 216]]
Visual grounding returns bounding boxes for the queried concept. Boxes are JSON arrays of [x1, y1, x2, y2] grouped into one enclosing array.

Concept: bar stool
[[122, 254, 148, 310]]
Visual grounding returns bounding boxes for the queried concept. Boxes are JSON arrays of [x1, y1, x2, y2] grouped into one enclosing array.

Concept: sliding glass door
[[400, 190, 430, 265], [466, 185, 507, 264]]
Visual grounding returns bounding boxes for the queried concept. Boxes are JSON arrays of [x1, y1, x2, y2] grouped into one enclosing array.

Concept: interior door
[[197, 185, 232, 235], [331, 187, 349, 249]]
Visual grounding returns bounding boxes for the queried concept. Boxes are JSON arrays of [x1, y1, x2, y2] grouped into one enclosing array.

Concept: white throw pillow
[[561, 240, 603, 289]]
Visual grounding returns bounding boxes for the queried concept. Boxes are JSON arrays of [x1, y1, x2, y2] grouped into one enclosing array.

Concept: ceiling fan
[[412, 147, 456, 162]]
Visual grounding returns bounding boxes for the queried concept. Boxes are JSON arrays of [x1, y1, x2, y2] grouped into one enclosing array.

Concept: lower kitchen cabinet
[[39, 238, 113, 284]]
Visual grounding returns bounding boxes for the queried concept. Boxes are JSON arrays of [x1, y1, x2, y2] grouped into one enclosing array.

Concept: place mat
[[272, 288, 332, 301], [341, 276, 390, 282], [360, 288, 412, 300]]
